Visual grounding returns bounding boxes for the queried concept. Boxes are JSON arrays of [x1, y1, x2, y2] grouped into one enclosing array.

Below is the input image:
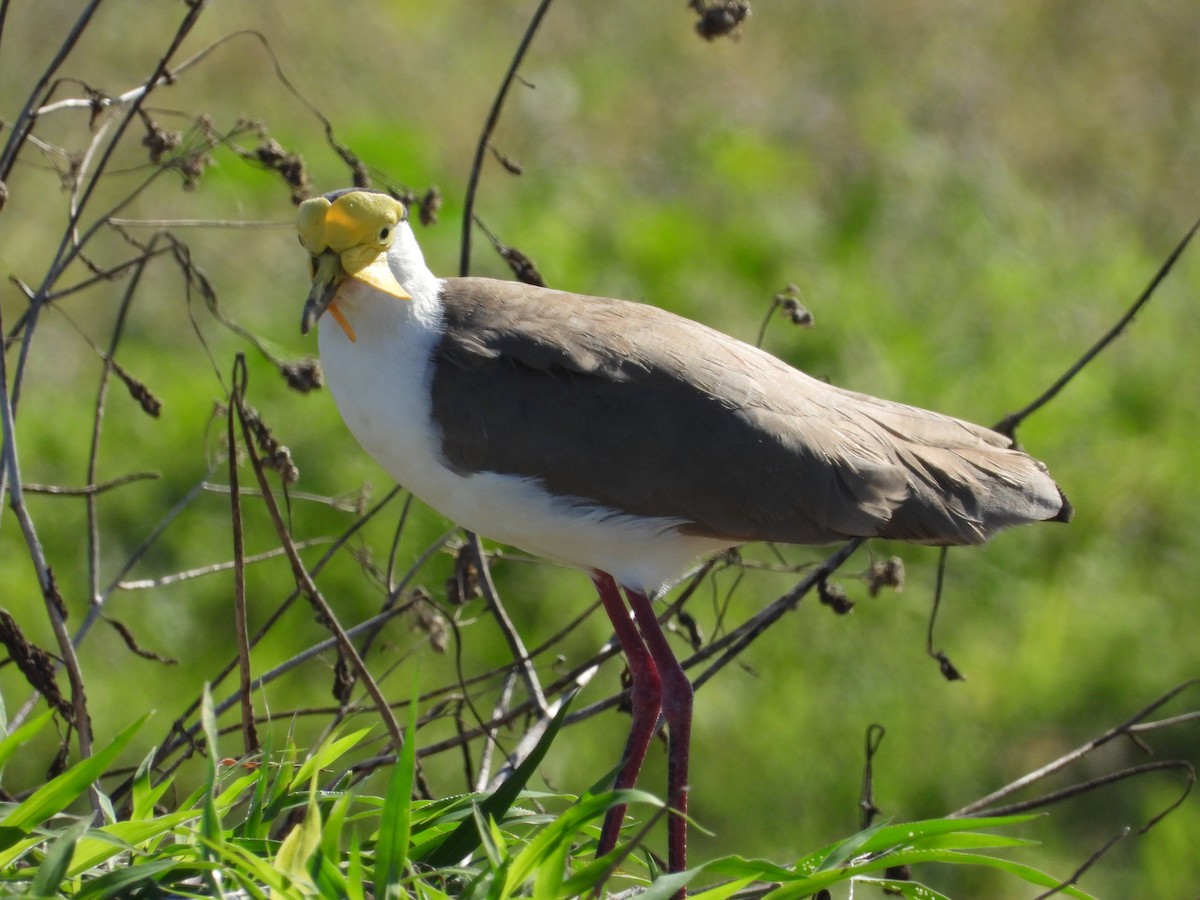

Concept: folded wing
[[430, 278, 1069, 547]]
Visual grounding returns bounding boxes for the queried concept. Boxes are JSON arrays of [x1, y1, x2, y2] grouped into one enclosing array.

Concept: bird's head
[[298, 188, 413, 339]]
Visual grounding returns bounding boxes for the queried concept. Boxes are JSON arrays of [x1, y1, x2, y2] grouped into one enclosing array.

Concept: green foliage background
[[0, 1, 1197, 896]]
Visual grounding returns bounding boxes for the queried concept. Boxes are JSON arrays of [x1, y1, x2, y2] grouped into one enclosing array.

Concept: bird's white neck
[[315, 222, 444, 373], [384, 224, 443, 328]]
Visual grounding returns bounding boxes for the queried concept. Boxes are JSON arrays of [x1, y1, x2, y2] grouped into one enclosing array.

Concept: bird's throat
[[328, 300, 357, 342]]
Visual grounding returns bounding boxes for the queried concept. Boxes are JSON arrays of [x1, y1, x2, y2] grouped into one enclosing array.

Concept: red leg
[[591, 572, 662, 859], [626, 588, 693, 882]]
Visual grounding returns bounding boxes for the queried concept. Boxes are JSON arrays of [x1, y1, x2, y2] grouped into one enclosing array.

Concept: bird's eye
[[378, 226, 391, 242]]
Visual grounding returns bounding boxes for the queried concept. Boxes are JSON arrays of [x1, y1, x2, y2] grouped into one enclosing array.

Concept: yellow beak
[[301, 249, 412, 337]]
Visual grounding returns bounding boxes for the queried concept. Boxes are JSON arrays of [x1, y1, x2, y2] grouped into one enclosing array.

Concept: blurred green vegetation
[[0, 1, 1197, 896]]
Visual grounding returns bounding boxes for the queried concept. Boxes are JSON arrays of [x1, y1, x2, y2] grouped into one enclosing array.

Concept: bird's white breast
[[317, 279, 733, 594]]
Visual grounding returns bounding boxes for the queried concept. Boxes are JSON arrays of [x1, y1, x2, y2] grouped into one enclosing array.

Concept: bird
[[296, 187, 1071, 887]]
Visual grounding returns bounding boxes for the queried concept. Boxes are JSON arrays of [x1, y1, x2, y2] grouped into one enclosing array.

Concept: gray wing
[[429, 277, 1070, 546]]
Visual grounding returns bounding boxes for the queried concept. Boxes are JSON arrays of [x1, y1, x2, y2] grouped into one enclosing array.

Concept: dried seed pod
[[866, 556, 905, 596], [281, 358, 323, 393], [818, 579, 854, 615], [419, 186, 443, 226], [691, 0, 751, 41]]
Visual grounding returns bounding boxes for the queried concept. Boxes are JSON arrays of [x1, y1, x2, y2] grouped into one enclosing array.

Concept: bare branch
[[459, 0, 557, 277], [22, 472, 159, 496], [230, 355, 404, 750], [996, 218, 1200, 438], [227, 360, 260, 757]]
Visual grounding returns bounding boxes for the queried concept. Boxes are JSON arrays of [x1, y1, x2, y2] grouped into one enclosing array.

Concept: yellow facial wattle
[[298, 190, 412, 338]]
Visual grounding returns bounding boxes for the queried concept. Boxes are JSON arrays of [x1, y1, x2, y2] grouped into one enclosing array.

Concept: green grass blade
[[529, 821, 570, 899], [375, 680, 420, 898], [198, 685, 223, 863], [685, 876, 757, 900], [510, 788, 653, 894], [0, 713, 147, 839], [130, 748, 173, 822], [273, 777, 322, 896], [239, 729, 274, 841], [320, 788, 352, 860], [893, 850, 1099, 900], [852, 877, 952, 900], [765, 846, 1100, 900], [794, 814, 1042, 874], [474, 804, 503, 868], [312, 849, 349, 897], [74, 858, 211, 900], [908, 830, 1037, 852], [291, 726, 371, 789], [257, 736, 301, 829], [0, 833, 41, 870], [634, 868, 697, 900], [810, 820, 889, 871], [29, 817, 89, 895], [69, 810, 198, 874], [0, 708, 54, 778], [852, 814, 1042, 856], [345, 828, 367, 900], [422, 689, 579, 869], [705, 853, 808, 882]]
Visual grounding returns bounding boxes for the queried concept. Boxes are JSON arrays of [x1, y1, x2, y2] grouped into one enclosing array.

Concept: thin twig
[[230, 355, 404, 750], [964, 760, 1193, 829], [116, 539, 332, 590], [951, 679, 1200, 817], [925, 546, 963, 682], [71, 466, 219, 648], [22, 472, 159, 496], [858, 724, 886, 829], [995, 218, 1200, 438], [459, 0, 556, 277], [475, 671, 518, 792], [469, 532, 550, 716], [227, 369, 260, 757], [127, 488, 423, 790], [200, 481, 371, 512], [85, 235, 155, 617], [1030, 829, 1130, 900], [691, 539, 864, 691], [0, 0, 105, 181], [55, 4, 208, 275], [108, 218, 291, 228], [6, 4, 207, 422], [393, 545, 861, 760], [0, 304, 95, 791], [128, 602, 416, 797]]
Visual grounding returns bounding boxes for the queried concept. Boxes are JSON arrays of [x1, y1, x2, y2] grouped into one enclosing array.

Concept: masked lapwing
[[297, 187, 1070, 886]]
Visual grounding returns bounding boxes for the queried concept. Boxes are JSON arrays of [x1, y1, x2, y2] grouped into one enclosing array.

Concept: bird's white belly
[[317, 304, 731, 593]]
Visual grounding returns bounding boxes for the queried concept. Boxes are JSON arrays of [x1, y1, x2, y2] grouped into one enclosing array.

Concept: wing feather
[[429, 278, 1068, 546]]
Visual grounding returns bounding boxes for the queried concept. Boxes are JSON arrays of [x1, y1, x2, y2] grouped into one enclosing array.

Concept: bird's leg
[[591, 572, 663, 859], [626, 588, 693, 882]]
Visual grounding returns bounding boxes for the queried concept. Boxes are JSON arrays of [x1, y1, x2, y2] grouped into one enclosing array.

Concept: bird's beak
[[301, 247, 412, 337], [347, 251, 413, 303], [301, 250, 343, 335]]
